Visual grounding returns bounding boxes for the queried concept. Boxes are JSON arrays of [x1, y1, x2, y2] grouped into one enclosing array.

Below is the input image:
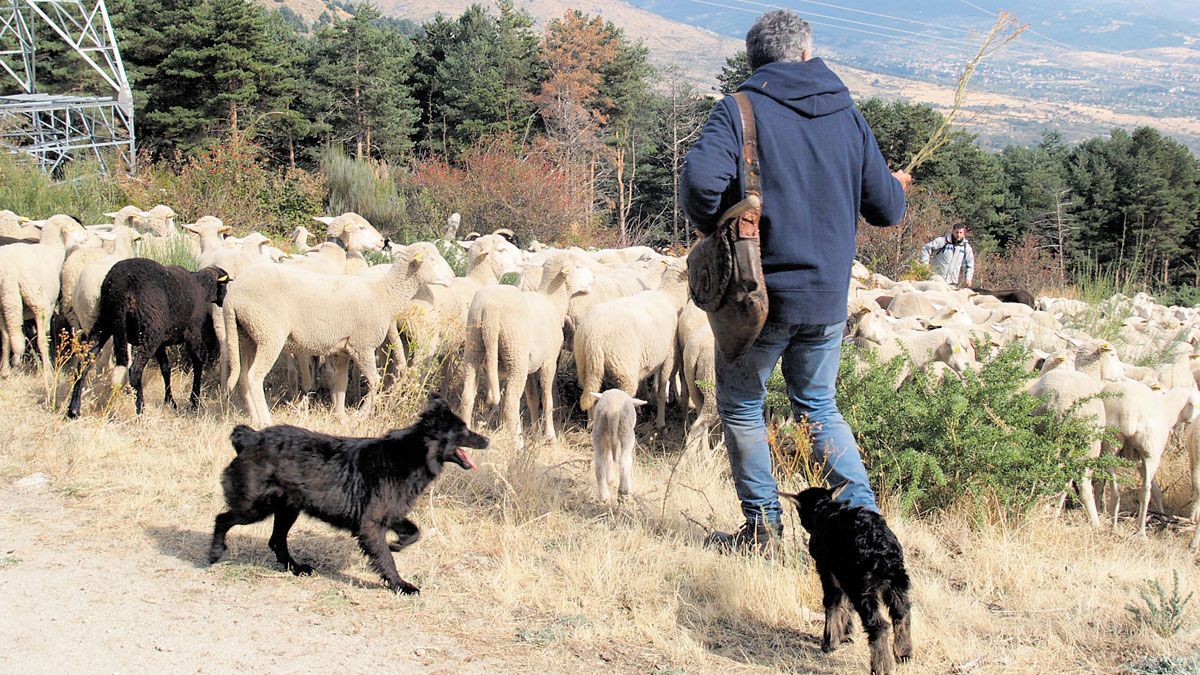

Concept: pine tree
[[141, 0, 286, 153], [717, 51, 752, 94], [412, 3, 543, 156], [308, 5, 418, 160]]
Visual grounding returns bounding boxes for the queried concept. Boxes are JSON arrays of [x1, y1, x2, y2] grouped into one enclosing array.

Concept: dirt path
[[0, 477, 497, 674]]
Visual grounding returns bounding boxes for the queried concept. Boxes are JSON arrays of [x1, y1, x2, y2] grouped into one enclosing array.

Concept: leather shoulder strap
[[732, 92, 761, 198]]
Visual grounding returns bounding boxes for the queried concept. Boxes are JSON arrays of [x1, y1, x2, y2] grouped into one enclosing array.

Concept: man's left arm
[[681, 98, 740, 236], [963, 244, 976, 286]]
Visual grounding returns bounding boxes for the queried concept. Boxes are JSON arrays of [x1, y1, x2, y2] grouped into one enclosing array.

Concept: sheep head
[[466, 235, 523, 277], [142, 205, 177, 236], [316, 212, 385, 253], [103, 205, 146, 228], [399, 243, 455, 287], [539, 252, 594, 296], [195, 267, 232, 307]]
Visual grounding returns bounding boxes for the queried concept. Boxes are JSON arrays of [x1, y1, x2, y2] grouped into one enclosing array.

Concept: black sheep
[[66, 259, 230, 418], [779, 484, 913, 675], [969, 287, 1035, 308]]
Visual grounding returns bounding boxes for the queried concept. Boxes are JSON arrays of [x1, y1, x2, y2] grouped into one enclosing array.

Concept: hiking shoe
[[704, 520, 783, 559]]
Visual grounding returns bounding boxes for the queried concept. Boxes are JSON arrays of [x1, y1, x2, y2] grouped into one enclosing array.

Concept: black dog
[[208, 394, 489, 595], [779, 483, 912, 675]]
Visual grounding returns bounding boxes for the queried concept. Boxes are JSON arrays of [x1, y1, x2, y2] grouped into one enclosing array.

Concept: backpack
[[686, 93, 769, 360]]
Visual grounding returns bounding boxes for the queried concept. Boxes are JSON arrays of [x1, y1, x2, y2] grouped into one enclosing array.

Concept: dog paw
[[207, 548, 225, 564], [288, 562, 315, 576], [392, 583, 420, 596]]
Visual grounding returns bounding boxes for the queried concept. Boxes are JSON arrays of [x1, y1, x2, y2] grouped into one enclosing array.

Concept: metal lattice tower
[[0, 0, 134, 173]]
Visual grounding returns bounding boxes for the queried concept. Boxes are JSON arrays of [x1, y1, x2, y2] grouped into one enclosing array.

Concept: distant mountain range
[[268, 0, 1200, 152]]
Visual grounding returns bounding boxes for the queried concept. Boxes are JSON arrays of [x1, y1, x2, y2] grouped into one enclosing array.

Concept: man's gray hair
[[746, 10, 813, 71]]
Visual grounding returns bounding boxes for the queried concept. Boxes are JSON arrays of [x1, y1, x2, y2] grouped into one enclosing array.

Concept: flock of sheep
[[3, 205, 1200, 539]]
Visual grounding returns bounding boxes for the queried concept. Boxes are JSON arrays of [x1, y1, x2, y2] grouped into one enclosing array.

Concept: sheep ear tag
[[829, 480, 851, 501], [217, 274, 230, 283], [412, 251, 425, 263]]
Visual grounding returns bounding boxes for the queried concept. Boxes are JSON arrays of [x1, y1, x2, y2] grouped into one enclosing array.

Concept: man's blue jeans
[[714, 318, 878, 525]]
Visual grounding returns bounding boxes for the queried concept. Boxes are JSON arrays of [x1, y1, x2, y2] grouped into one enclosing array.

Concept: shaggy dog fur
[[779, 484, 912, 675], [208, 394, 489, 595]]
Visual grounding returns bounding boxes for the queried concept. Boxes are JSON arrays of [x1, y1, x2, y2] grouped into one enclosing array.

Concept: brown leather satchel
[[686, 93, 769, 360]]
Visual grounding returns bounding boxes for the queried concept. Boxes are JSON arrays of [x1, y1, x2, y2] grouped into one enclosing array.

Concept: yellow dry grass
[[2, 365, 1200, 672]]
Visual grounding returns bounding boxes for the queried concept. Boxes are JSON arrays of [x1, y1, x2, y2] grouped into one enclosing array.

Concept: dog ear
[[828, 480, 851, 502], [421, 393, 450, 418], [775, 490, 801, 507]]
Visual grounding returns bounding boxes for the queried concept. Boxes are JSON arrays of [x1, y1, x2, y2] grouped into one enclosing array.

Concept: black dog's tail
[[230, 424, 259, 455]]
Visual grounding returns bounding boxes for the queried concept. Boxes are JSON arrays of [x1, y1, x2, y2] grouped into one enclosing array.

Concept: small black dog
[[208, 394, 489, 595], [779, 483, 912, 675]]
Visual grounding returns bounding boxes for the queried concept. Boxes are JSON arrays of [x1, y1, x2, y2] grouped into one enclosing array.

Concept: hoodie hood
[[738, 58, 853, 118]]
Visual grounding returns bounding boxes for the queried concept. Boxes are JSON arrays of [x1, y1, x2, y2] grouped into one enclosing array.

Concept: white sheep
[[101, 205, 145, 229], [860, 327, 977, 377], [406, 234, 523, 363], [181, 216, 231, 254], [66, 226, 141, 333], [314, 212, 386, 274], [574, 259, 690, 430], [141, 204, 177, 236], [1075, 340, 1124, 381], [0, 209, 30, 237], [1028, 366, 1106, 527], [459, 251, 594, 443], [590, 389, 647, 502], [0, 215, 88, 374], [223, 242, 454, 427], [1101, 381, 1200, 535], [682, 322, 721, 454], [197, 232, 272, 277], [282, 242, 348, 275], [289, 225, 310, 252]]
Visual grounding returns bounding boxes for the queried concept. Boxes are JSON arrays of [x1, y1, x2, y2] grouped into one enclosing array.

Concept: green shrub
[[0, 153, 128, 222], [321, 147, 408, 240], [435, 239, 468, 277], [787, 344, 1121, 517], [1128, 570, 1193, 638], [136, 236, 198, 271]]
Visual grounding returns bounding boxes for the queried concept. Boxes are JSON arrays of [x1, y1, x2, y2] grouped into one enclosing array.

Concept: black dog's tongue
[[456, 448, 476, 470]]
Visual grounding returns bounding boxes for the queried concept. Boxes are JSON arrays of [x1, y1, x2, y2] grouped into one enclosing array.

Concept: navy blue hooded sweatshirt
[[681, 58, 906, 326]]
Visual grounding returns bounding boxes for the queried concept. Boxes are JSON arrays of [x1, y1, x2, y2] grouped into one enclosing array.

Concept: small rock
[[413, 648, 426, 657], [15, 473, 49, 489]]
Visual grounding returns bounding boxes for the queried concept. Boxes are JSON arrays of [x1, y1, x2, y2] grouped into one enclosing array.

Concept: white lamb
[[1101, 381, 1200, 535], [459, 251, 595, 443], [574, 259, 690, 430], [0, 215, 88, 374], [224, 242, 454, 427], [590, 389, 647, 502]]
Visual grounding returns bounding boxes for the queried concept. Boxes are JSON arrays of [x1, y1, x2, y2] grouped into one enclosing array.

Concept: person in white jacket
[[920, 223, 974, 286]]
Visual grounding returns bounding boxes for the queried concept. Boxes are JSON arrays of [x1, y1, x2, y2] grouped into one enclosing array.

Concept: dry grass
[[2, 365, 1200, 672]]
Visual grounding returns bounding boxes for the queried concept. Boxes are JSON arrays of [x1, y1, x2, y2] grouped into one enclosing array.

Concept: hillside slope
[[264, 0, 1200, 151]]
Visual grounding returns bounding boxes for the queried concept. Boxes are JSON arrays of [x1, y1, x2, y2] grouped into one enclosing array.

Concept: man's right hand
[[892, 170, 913, 192]]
